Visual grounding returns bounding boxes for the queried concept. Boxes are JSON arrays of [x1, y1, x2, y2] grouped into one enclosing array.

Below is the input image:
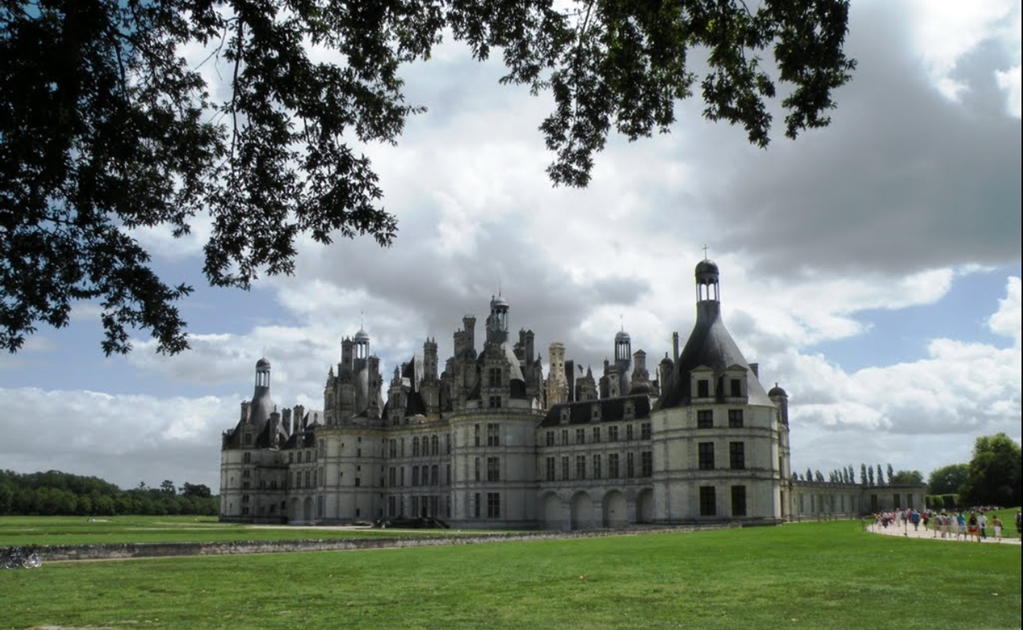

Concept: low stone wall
[[38, 525, 731, 562]]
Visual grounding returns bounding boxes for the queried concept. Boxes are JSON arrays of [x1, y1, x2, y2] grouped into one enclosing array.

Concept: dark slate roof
[[539, 394, 652, 427], [657, 300, 772, 409]]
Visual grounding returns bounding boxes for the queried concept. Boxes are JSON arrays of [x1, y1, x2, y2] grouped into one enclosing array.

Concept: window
[[388, 467, 396, 487], [487, 492, 501, 519], [576, 428, 586, 444], [487, 457, 500, 482], [354, 477, 361, 487], [698, 442, 715, 470], [546, 431, 555, 447], [431, 465, 439, 485], [700, 486, 716, 516], [474, 424, 481, 447], [626, 424, 634, 441], [561, 429, 569, 445], [697, 379, 710, 398], [446, 464, 451, 485], [474, 457, 481, 481], [608, 453, 620, 478], [640, 422, 652, 440], [412, 437, 420, 457], [626, 452, 635, 478], [730, 378, 742, 398], [608, 425, 619, 442], [697, 410, 713, 429], [474, 493, 481, 518], [561, 456, 570, 481], [731, 486, 747, 516], [728, 409, 744, 428], [641, 451, 653, 477], [593, 454, 602, 479], [576, 455, 587, 480], [487, 423, 500, 447], [243, 452, 251, 464], [400, 467, 405, 486], [304, 471, 311, 487], [412, 466, 420, 486], [431, 435, 439, 455], [446, 434, 451, 454], [592, 427, 601, 443], [546, 457, 556, 481], [488, 367, 502, 387], [729, 442, 745, 470], [488, 395, 502, 408], [389, 439, 397, 458]]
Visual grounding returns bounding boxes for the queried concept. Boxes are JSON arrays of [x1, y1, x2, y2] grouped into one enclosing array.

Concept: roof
[[657, 300, 773, 409], [540, 394, 652, 427]]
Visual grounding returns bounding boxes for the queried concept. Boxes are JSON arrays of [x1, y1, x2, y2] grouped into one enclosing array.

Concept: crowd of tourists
[[871, 507, 1022, 542]]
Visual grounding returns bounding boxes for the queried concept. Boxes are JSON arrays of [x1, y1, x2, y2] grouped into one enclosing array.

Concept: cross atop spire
[[702, 244, 709, 260]]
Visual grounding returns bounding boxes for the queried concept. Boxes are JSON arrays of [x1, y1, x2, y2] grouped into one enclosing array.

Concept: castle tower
[[486, 295, 510, 344], [248, 357, 274, 432], [546, 342, 569, 406]]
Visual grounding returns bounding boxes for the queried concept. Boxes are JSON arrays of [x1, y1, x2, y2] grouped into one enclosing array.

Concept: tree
[[875, 464, 884, 486], [886, 463, 894, 482], [860, 463, 868, 485], [1, 0, 856, 355], [927, 463, 969, 495], [959, 433, 1022, 507], [888, 470, 923, 485], [160, 479, 177, 495], [867, 465, 874, 486]]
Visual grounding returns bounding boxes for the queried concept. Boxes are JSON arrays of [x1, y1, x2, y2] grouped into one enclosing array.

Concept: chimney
[[671, 332, 680, 362], [749, 363, 759, 378]]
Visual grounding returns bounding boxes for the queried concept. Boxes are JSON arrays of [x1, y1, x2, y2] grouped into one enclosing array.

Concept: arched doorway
[[542, 492, 564, 530], [570, 492, 593, 530], [602, 490, 627, 528], [636, 488, 654, 523]]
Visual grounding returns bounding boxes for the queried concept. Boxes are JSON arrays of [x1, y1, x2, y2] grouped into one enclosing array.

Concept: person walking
[[978, 512, 988, 540], [967, 512, 980, 543], [992, 515, 1003, 539]]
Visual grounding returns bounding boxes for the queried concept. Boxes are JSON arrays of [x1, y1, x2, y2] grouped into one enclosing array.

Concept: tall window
[[474, 492, 481, 518], [546, 457, 556, 482], [487, 423, 500, 447], [474, 457, 481, 481], [729, 442, 745, 470], [698, 442, 715, 470], [576, 428, 586, 444], [608, 425, 619, 442], [412, 466, 420, 486], [626, 424, 634, 441], [697, 410, 713, 429], [641, 451, 653, 477], [487, 492, 501, 518], [488, 367, 502, 387], [474, 424, 480, 447], [389, 439, 397, 457], [626, 452, 635, 478], [431, 435, 439, 455], [608, 453, 620, 478], [576, 455, 586, 480], [728, 409, 744, 428], [700, 486, 716, 516], [412, 437, 420, 457], [561, 429, 569, 445], [730, 378, 742, 398], [487, 457, 500, 482], [697, 379, 710, 398], [640, 422, 652, 440], [592, 427, 601, 443], [561, 456, 570, 481], [388, 467, 396, 487], [546, 431, 555, 447], [593, 454, 602, 479], [731, 485, 747, 516], [431, 464, 439, 485]]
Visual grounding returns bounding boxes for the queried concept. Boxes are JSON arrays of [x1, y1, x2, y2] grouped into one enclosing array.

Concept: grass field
[[1, 520, 1020, 630], [0, 515, 487, 546]]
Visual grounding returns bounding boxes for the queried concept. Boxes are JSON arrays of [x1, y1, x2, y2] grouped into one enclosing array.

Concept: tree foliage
[[959, 433, 1022, 507], [927, 463, 969, 495], [1, 0, 856, 354], [0, 469, 218, 516], [888, 469, 923, 485]]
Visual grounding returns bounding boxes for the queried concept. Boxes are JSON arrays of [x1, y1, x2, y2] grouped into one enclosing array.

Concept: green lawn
[[1, 521, 1019, 630], [0, 515, 484, 546]]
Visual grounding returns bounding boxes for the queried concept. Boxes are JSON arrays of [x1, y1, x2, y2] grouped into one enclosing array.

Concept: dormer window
[[697, 379, 710, 398], [559, 408, 570, 424], [624, 400, 635, 420], [730, 378, 742, 398], [591, 403, 601, 422]]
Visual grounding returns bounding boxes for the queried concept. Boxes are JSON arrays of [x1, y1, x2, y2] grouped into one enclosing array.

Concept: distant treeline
[[0, 470, 218, 516]]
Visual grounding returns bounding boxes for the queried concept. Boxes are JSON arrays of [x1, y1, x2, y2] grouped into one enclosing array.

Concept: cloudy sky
[[1, 0, 1020, 493]]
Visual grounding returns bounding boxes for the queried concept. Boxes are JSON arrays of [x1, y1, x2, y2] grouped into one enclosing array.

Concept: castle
[[220, 259, 924, 528]]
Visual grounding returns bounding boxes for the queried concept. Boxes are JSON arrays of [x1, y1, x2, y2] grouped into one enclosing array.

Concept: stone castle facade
[[220, 260, 924, 528]]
